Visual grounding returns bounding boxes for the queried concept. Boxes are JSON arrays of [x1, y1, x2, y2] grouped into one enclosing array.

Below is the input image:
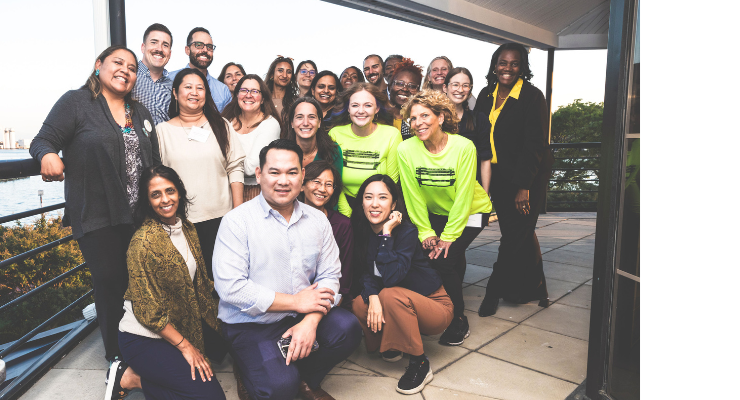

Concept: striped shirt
[[213, 194, 341, 324], [131, 61, 172, 126]]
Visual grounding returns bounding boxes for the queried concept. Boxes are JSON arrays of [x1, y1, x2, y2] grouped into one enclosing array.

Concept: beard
[[189, 51, 213, 69]]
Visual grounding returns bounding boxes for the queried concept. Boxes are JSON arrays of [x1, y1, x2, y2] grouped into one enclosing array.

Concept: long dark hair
[[83, 45, 138, 105], [485, 42, 533, 88], [281, 97, 340, 165], [169, 68, 230, 158], [222, 74, 281, 131], [299, 160, 342, 210], [331, 82, 394, 126], [349, 174, 402, 294], [133, 165, 192, 228], [265, 56, 298, 115]]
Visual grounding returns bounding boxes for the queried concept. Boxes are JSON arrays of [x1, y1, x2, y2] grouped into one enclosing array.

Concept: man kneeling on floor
[[213, 139, 362, 400]]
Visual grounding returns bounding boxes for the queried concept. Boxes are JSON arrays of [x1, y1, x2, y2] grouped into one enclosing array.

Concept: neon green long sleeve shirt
[[328, 123, 402, 217], [398, 133, 492, 242]]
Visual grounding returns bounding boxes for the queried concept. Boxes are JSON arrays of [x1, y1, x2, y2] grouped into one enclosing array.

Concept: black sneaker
[[104, 359, 131, 400], [438, 316, 470, 346], [381, 350, 403, 363], [396, 355, 433, 395]]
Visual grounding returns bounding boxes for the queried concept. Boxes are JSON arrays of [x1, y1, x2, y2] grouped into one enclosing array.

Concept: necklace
[[243, 112, 264, 131]]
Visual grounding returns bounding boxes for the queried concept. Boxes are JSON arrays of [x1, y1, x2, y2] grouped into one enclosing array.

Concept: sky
[[0, 0, 607, 141]]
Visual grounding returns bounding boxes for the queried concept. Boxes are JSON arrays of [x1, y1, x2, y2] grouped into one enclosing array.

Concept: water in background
[[1, 150, 65, 226]]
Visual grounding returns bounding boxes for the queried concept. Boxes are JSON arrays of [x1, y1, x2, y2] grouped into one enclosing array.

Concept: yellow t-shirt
[[489, 78, 524, 164]]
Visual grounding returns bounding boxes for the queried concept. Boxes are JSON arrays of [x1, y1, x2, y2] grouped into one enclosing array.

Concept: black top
[[473, 80, 554, 190], [30, 88, 161, 239], [360, 221, 443, 303], [456, 108, 485, 182]]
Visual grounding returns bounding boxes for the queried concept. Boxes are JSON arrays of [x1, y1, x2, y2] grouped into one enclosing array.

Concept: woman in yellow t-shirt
[[398, 90, 491, 346], [328, 83, 401, 217]]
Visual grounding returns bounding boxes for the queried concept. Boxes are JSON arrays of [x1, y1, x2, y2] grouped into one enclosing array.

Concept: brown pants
[[352, 286, 453, 356]]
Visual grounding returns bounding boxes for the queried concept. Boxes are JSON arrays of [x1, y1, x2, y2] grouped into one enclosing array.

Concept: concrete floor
[[19, 212, 596, 400]]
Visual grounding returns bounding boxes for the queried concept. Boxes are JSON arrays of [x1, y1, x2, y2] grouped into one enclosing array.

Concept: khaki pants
[[352, 286, 453, 356]]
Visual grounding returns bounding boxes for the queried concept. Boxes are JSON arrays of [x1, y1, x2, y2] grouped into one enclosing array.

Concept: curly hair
[[485, 42, 533, 88], [331, 82, 394, 126], [390, 58, 423, 86], [422, 56, 453, 90], [401, 89, 460, 134]]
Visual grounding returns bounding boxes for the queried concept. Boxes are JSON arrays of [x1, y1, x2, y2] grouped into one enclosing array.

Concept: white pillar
[[9, 129, 16, 149], [92, 0, 111, 57], [3, 129, 8, 149]]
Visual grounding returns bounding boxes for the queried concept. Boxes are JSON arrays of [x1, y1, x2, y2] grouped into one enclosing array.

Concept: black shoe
[[396, 355, 433, 395], [478, 296, 499, 317], [104, 359, 131, 400], [381, 350, 403, 363], [438, 316, 470, 346], [538, 298, 550, 308]]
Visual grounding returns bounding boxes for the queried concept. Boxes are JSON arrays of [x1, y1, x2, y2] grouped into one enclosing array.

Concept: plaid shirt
[[131, 61, 172, 126]]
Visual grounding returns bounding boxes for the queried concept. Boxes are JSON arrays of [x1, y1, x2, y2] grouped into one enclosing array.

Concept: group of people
[[30, 22, 553, 400]]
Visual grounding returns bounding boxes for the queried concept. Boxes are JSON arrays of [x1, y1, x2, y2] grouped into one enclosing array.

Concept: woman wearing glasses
[[443, 67, 489, 188], [308, 70, 342, 126], [387, 58, 423, 140], [339, 66, 365, 90], [156, 69, 245, 279], [474, 43, 554, 317], [296, 60, 317, 97], [328, 83, 400, 217], [281, 97, 343, 176], [265, 56, 298, 117], [222, 75, 282, 202]]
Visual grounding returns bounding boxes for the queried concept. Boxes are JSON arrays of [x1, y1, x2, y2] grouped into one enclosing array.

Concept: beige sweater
[[156, 118, 246, 223]]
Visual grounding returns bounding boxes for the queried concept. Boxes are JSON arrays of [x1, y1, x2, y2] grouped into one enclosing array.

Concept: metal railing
[[0, 158, 97, 400], [547, 142, 601, 212]]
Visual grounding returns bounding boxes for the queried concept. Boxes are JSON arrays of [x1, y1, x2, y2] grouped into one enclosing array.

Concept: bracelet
[[379, 233, 391, 237], [175, 336, 185, 347]]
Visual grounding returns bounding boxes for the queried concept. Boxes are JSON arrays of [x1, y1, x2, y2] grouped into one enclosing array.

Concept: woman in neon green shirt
[[328, 83, 401, 217], [398, 90, 491, 347]]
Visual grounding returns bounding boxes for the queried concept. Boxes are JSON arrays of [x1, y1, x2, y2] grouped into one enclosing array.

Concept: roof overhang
[[319, 0, 610, 50]]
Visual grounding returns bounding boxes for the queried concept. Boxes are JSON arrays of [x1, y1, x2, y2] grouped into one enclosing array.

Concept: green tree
[[548, 100, 603, 210], [0, 215, 92, 343]]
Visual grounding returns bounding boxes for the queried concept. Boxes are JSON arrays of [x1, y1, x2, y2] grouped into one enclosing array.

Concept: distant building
[[16, 138, 27, 149], [2, 128, 16, 149]]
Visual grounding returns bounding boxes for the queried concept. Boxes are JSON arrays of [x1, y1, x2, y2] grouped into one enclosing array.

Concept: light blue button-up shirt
[[168, 64, 233, 112], [213, 194, 341, 325]]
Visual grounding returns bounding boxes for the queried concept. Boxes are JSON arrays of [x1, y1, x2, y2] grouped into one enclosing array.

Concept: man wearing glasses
[[169, 27, 232, 112]]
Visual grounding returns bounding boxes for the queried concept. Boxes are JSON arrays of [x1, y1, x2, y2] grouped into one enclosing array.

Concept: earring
[[95, 69, 100, 76]]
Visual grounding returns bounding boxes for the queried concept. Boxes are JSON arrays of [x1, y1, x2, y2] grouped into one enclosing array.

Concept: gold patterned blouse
[[124, 216, 220, 358]]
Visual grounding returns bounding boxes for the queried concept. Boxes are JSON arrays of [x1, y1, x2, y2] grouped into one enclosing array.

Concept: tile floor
[[19, 212, 596, 400]]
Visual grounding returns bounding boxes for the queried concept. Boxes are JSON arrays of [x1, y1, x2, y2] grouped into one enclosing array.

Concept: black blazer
[[473, 80, 554, 190]]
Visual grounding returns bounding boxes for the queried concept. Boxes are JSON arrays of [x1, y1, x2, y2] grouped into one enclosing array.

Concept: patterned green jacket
[[124, 216, 220, 358]]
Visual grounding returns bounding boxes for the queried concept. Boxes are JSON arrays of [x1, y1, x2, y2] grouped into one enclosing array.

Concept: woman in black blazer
[[474, 43, 554, 317]]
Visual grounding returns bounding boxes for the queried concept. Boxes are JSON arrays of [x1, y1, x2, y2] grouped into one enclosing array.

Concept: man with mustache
[[363, 54, 387, 95], [132, 23, 174, 126], [169, 27, 232, 112]]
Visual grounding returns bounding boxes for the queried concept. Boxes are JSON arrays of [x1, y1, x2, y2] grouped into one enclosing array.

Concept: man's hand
[[282, 316, 320, 365], [292, 283, 335, 315]]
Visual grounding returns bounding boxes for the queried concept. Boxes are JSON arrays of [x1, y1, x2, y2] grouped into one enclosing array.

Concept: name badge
[[144, 120, 152, 133], [188, 126, 210, 143]]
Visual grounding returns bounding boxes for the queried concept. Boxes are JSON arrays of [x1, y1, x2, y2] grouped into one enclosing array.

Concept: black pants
[[486, 167, 549, 301], [76, 224, 134, 361], [428, 213, 484, 317], [194, 217, 222, 280]]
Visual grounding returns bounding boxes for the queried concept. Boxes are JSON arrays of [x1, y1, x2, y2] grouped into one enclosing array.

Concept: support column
[[91, 0, 110, 56], [542, 48, 555, 214], [109, 0, 126, 46]]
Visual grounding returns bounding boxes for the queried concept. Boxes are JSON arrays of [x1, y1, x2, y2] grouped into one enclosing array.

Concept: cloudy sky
[[1, 0, 606, 141]]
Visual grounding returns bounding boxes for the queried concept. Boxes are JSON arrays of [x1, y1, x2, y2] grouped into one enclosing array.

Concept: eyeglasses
[[299, 69, 316, 76], [238, 88, 262, 96], [189, 42, 216, 51], [447, 83, 472, 91], [309, 179, 334, 190], [392, 80, 420, 91]]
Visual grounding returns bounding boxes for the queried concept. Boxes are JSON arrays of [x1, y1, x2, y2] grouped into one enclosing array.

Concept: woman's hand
[[422, 236, 440, 251], [177, 339, 213, 382], [382, 211, 403, 235], [367, 295, 385, 333], [430, 239, 453, 259], [40, 153, 65, 182], [515, 189, 530, 215]]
